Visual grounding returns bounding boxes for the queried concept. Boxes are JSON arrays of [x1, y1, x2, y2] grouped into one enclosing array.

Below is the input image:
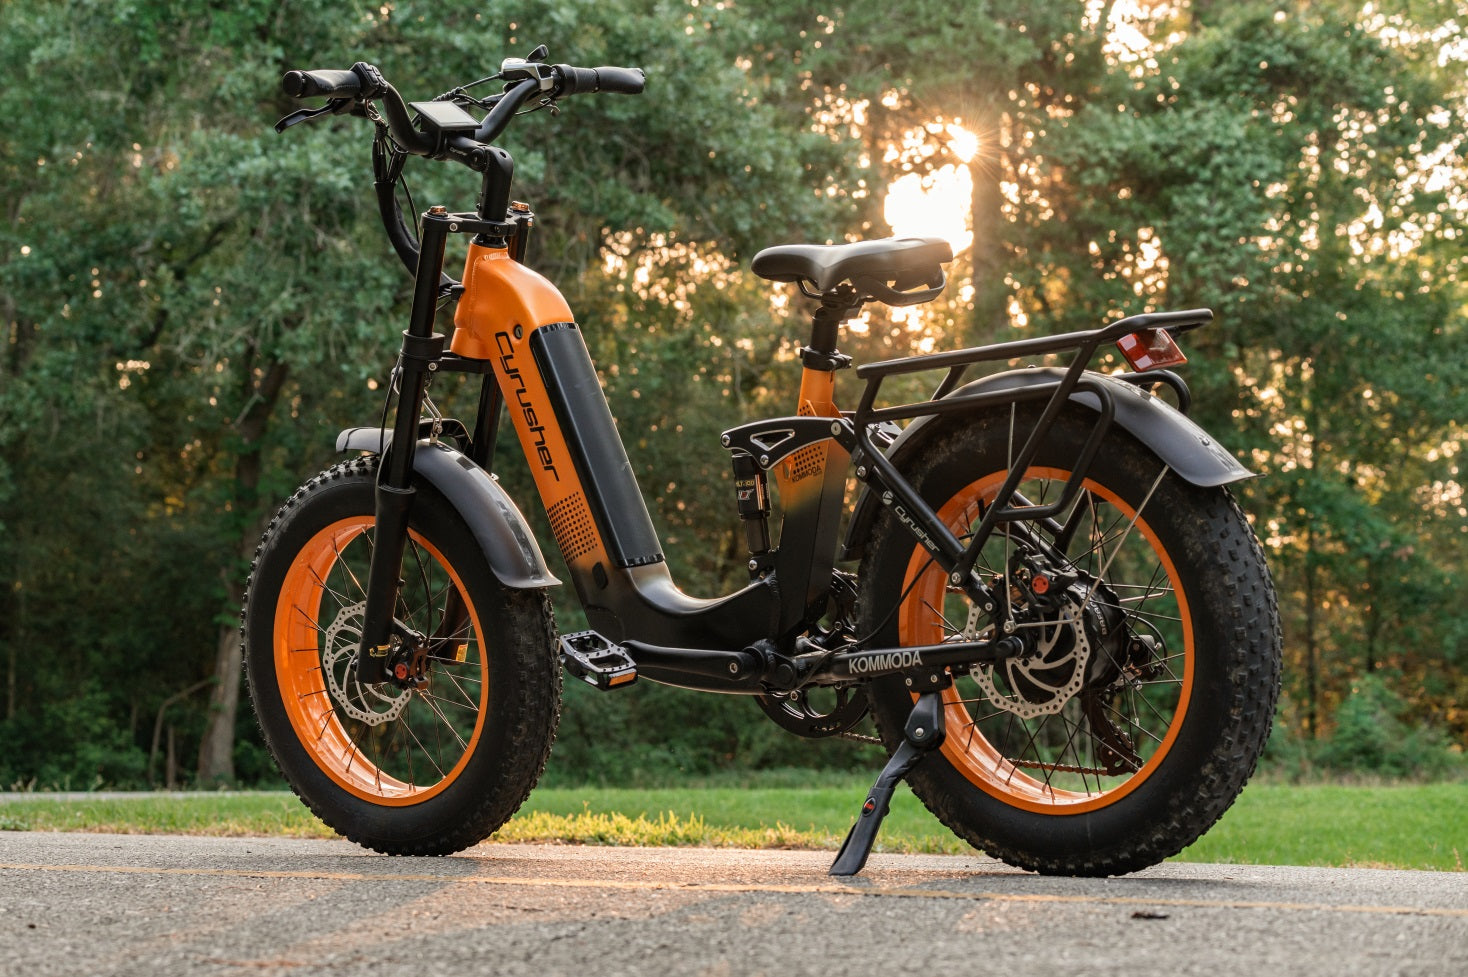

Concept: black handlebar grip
[[554, 65, 646, 96], [595, 66, 646, 95], [554, 65, 600, 95], [281, 68, 362, 99]]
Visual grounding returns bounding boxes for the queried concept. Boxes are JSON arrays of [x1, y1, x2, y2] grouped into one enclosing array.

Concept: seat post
[[802, 284, 862, 372]]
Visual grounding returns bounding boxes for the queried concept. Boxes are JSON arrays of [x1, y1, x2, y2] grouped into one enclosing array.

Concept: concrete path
[[1, 832, 1464, 977]]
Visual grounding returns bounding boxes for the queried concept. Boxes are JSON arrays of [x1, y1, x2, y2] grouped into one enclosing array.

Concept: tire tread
[[242, 457, 562, 857], [861, 412, 1281, 876]]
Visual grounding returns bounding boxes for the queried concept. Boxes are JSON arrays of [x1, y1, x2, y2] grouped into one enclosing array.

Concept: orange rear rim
[[899, 467, 1193, 815], [272, 517, 488, 805]]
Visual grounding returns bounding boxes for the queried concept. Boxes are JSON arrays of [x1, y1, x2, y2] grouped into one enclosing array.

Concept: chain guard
[[756, 685, 870, 739]]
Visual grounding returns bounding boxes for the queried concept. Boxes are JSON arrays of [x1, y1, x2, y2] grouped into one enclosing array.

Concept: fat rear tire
[[860, 409, 1281, 875]]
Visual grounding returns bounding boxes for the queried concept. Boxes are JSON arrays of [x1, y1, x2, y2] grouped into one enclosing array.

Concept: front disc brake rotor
[[321, 601, 411, 726]]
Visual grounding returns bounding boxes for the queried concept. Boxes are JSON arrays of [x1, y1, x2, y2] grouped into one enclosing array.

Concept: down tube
[[452, 243, 779, 648], [452, 244, 610, 566]]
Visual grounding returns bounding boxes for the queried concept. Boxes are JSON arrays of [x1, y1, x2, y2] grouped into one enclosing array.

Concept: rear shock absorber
[[731, 452, 773, 578]]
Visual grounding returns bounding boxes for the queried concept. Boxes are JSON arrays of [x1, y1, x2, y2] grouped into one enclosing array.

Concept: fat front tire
[[860, 408, 1281, 875], [243, 456, 561, 855]]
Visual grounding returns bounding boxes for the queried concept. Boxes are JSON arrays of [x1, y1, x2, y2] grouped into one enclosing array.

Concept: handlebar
[[278, 58, 644, 161], [276, 51, 643, 287]]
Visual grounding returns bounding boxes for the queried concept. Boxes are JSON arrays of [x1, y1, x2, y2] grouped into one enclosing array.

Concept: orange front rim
[[272, 517, 489, 805], [899, 467, 1193, 815]]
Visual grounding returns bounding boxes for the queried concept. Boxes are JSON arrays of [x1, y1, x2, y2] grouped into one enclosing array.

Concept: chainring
[[321, 601, 411, 726], [755, 570, 870, 738]]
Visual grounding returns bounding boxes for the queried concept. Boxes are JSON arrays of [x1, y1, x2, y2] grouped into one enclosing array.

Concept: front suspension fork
[[356, 214, 452, 684]]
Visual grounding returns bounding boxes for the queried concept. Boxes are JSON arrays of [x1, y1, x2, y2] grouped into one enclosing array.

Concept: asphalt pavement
[[1, 831, 1464, 977]]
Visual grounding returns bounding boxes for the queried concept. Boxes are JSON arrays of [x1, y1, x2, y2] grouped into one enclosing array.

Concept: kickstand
[[829, 690, 947, 877]]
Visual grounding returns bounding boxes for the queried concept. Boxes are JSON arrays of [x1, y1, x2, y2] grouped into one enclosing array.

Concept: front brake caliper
[[386, 634, 431, 690]]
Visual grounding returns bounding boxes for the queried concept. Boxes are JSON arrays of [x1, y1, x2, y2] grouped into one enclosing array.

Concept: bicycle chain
[[840, 731, 1107, 774], [1008, 757, 1110, 776]]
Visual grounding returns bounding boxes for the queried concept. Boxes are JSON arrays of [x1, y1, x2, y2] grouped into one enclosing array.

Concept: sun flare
[[883, 124, 977, 256]]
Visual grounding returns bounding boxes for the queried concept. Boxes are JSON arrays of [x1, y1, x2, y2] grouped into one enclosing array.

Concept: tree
[[0, 0, 865, 785], [2, 0, 1462, 786]]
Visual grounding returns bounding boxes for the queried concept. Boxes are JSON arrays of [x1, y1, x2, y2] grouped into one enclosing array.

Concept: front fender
[[841, 368, 1253, 562], [337, 427, 559, 589]]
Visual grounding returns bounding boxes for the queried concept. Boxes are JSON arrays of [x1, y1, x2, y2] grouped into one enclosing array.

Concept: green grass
[[0, 793, 333, 839], [1174, 783, 1467, 871], [1, 781, 1462, 871]]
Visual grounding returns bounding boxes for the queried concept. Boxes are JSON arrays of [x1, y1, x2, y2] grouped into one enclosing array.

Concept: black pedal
[[558, 631, 638, 690]]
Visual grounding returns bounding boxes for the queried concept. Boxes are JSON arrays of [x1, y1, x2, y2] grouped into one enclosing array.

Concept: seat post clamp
[[798, 347, 853, 371]]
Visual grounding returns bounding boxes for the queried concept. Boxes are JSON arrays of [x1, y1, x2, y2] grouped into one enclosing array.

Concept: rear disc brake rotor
[[968, 599, 1092, 720]]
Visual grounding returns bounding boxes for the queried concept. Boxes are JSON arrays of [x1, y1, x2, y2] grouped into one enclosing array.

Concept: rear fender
[[841, 367, 1253, 562], [337, 427, 559, 589]]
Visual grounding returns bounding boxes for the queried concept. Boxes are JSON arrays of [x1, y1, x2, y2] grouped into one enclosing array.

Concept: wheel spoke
[[327, 533, 369, 601], [892, 455, 1196, 810], [1102, 699, 1167, 750], [1106, 685, 1172, 736], [418, 689, 478, 715], [415, 690, 470, 749], [400, 708, 449, 778], [307, 563, 358, 615], [291, 605, 329, 634], [430, 664, 481, 711], [922, 598, 966, 637]]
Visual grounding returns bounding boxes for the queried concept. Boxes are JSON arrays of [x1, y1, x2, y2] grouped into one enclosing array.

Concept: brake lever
[[274, 97, 355, 134]]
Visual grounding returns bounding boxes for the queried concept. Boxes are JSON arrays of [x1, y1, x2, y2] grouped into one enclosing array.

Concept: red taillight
[[1116, 328, 1187, 371]]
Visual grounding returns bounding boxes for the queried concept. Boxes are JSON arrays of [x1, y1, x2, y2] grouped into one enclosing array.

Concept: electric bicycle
[[243, 48, 1282, 877]]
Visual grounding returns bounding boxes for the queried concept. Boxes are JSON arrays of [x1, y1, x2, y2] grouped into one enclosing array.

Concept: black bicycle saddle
[[750, 236, 953, 299]]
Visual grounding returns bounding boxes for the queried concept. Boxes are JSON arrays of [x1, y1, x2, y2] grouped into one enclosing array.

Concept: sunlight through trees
[[2, 0, 1463, 786]]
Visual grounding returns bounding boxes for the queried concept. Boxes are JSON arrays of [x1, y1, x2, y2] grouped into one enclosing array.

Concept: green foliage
[[0, 687, 147, 791], [1318, 676, 1459, 779], [1, 0, 1464, 787], [1265, 677, 1466, 782], [1303, 676, 1462, 780]]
